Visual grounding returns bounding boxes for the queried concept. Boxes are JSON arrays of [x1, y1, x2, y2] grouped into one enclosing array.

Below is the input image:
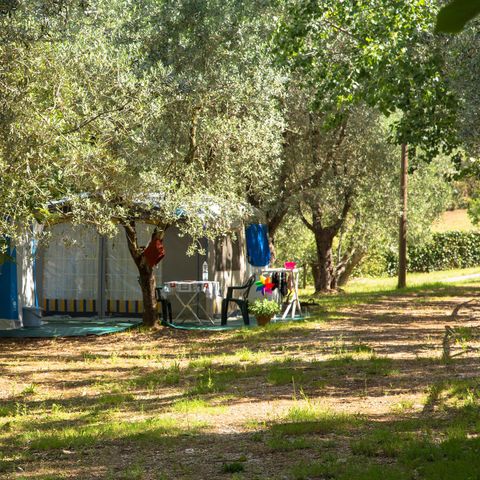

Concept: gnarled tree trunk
[[137, 263, 157, 327], [301, 191, 352, 294], [335, 249, 366, 287], [312, 228, 336, 292]]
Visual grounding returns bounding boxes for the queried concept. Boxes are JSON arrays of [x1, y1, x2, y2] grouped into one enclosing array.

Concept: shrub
[[386, 231, 480, 274], [249, 298, 281, 317]]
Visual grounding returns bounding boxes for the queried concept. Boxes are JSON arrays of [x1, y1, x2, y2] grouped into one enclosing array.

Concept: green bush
[[249, 298, 281, 317], [386, 231, 480, 274], [353, 249, 390, 278]]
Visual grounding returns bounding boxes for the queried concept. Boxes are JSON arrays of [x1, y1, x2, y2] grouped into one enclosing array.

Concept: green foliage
[[275, 0, 458, 157], [387, 231, 480, 274], [0, 0, 284, 244], [249, 298, 281, 317], [276, 154, 452, 284], [275, 215, 316, 269], [467, 197, 480, 225], [444, 19, 480, 163]]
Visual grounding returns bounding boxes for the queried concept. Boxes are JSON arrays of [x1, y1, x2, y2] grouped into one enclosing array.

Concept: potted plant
[[249, 298, 280, 326]]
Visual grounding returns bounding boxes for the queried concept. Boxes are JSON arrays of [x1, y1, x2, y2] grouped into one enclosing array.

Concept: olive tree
[[0, 0, 284, 325]]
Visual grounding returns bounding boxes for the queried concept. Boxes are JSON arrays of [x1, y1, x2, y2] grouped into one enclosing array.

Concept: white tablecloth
[[163, 281, 220, 300]]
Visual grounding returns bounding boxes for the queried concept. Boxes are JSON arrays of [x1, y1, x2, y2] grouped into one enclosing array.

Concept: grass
[[107, 463, 145, 480], [1, 267, 480, 478], [187, 356, 214, 370], [390, 399, 415, 413], [171, 397, 226, 414], [129, 363, 181, 391], [293, 267, 480, 329], [266, 366, 305, 386], [432, 209, 476, 232], [350, 429, 414, 458], [344, 266, 480, 294], [19, 416, 207, 451], [423, 378, 480, 411], [291, 430, 480, 479], [291, 459, 407, 480], [270, 403, 360, 437], [20, 384, 37, 397], [266, 435, 313, 451], [221, 462, 245, 473]]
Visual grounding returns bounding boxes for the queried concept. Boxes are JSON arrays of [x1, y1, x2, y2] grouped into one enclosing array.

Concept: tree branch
[[63, 100, 132, 135], [123, 221, 142, 266], [299, 208, 314, 231]]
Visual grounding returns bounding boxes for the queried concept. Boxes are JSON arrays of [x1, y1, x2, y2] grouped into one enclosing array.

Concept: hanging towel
[[245, 224, 270, 267], [143, 237, 165, 268]]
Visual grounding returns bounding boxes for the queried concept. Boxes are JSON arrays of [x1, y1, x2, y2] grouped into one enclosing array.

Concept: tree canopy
[[0, 0, 284, 242], [274, 0, 458, 157]]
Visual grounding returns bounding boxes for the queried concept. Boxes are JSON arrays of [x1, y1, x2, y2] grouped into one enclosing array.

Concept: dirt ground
[[1, 284, 479, 479]]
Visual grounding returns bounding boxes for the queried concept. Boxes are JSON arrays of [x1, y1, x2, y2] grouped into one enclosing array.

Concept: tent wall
[[162, 227, 207, 316], [0, 236, 38, 328], [37, 222, 249, 320], [211, 228, 248, 314], [38, 223, 204, 318]]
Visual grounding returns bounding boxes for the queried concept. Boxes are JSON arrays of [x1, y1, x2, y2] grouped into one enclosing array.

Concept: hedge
[[386, 231, 480, 274]]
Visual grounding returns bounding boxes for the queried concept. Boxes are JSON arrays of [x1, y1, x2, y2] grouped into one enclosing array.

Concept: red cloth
[[143, 237, 165, 267]]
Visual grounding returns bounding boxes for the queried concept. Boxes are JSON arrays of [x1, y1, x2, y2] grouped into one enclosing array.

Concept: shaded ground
[[1, 281, 479, 480]]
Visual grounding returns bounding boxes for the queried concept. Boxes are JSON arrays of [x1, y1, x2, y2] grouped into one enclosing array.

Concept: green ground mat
[[0, 317, 142, 338], [165, 315, 306, 331]]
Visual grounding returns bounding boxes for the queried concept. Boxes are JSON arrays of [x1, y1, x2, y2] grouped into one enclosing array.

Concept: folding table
[[161, 281, 220, 324]]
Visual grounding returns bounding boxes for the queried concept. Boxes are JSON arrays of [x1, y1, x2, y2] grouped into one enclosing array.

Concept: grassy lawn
[[1, 269, 480, 479], [432, 209, 477, 233]]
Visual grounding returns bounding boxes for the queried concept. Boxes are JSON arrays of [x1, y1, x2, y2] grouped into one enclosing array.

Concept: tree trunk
[[266, 209, 288, 266], [138, 264, 157, 327], [336, 249, 366, 287], [312, 229, 336, 292], [398, 143, 408, 289], [124, 223, 165, 327], [300, 190, 352, 294]]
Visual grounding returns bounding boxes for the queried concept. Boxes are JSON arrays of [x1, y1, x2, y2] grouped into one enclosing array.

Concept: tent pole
[[97, 235, 106, 318]]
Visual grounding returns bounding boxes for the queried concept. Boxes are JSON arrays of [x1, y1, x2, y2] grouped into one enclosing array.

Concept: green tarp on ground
[[0, 315, 306, 337], [164, 315, 306, 331], [0, 317, 142, 338]]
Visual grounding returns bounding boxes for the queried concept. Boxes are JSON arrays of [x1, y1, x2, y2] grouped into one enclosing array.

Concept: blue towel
[[245, 224, 270, 267]]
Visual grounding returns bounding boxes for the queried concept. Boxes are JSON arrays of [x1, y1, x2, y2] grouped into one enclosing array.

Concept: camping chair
[[221, 274, 256, 326], [155, 286, 173, 324]]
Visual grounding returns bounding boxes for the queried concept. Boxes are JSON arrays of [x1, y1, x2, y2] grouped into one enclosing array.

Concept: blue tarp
[[245, 224, 270, 267], [0, 243, 18, 320]]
